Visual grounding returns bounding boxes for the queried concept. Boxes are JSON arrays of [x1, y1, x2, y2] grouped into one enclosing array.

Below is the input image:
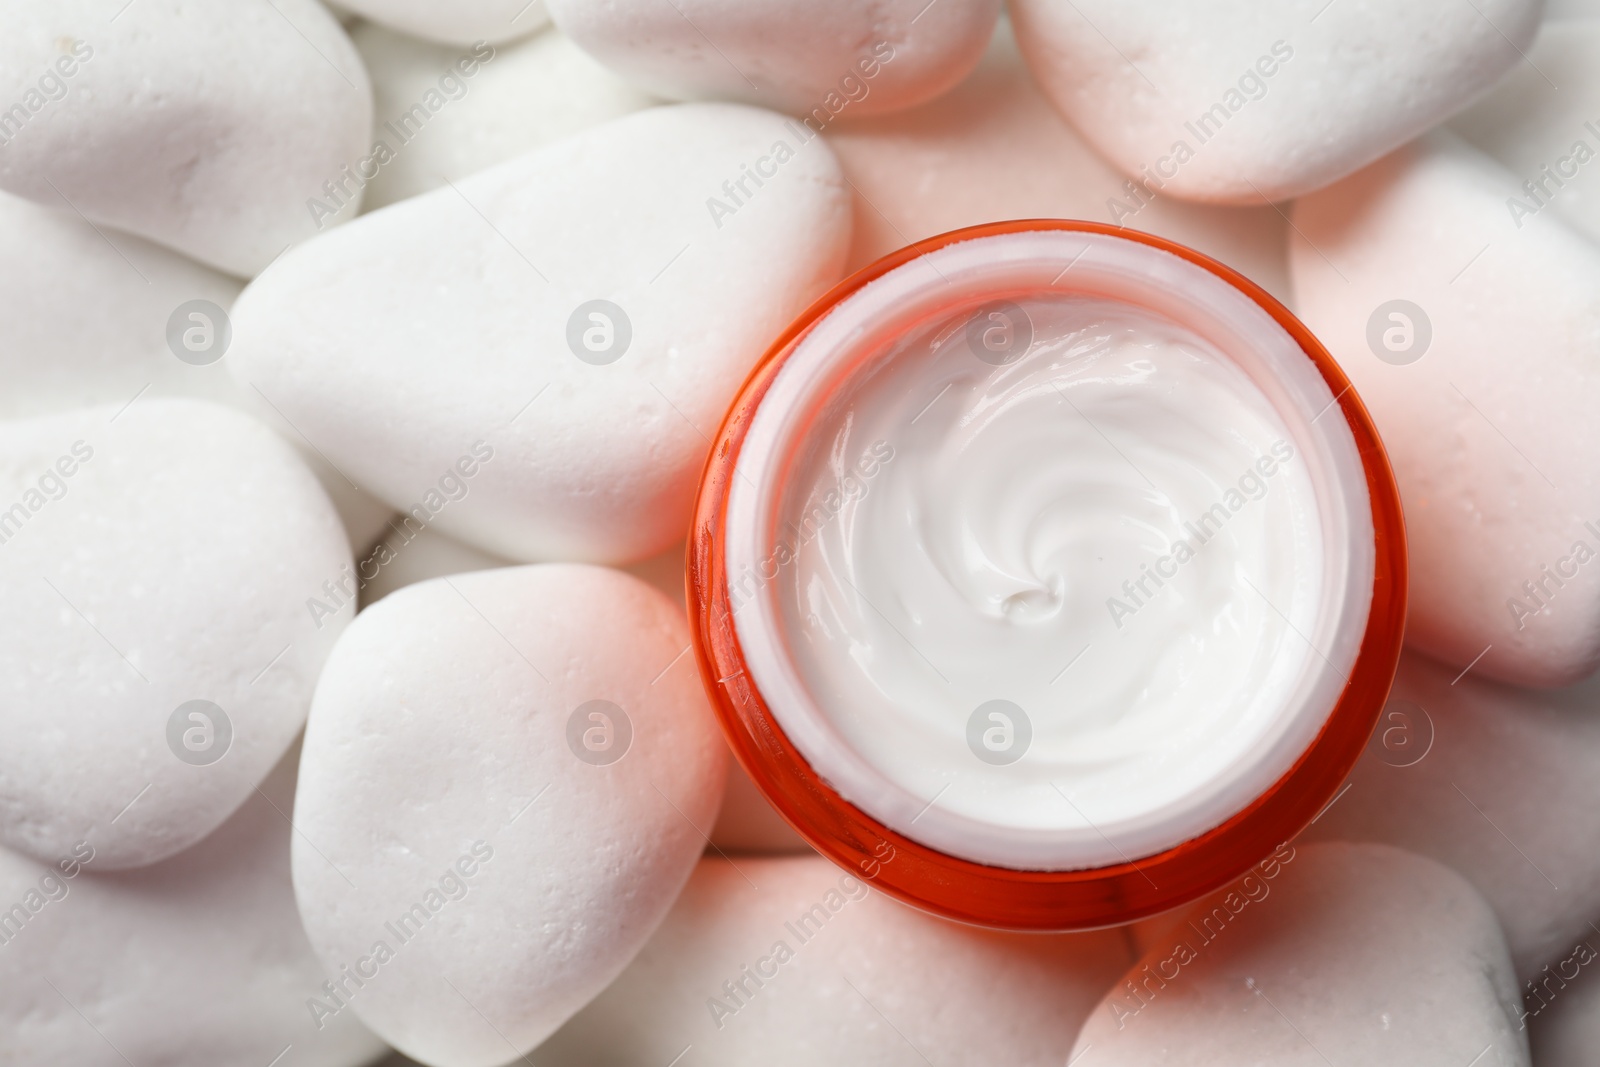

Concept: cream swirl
[[777, 297, 1325, 853]]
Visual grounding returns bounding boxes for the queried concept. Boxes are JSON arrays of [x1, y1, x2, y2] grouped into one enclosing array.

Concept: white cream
[[726, 231, 1374, 870]]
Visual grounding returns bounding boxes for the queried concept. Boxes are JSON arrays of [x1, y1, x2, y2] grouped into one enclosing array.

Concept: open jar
[[689, 220, 1406, 929]]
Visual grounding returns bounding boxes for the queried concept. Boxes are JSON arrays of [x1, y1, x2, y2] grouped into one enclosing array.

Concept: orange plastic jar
[[688, 220, 1406, 930]]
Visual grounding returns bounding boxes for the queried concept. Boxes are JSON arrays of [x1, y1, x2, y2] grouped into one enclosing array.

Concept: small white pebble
[[294, 563, 727, 1066], [1008, 0, 1541, 202], [0, 744, 387, 1066], [0, 398, 351, 870], [1073, 842, 1526, 1065], [228, 103, 852, 565], [352, 21, 656, 211], [548, 0, 1001, 118], [538, 854, 1133, 1065], [0, 0, 372, 276], [1291, 133, 1600, 687]]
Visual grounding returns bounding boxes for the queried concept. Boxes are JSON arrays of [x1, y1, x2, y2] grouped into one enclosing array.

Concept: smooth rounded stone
[[294, 563, 728, 1067], [337, 1, 549, 47], [547, 0, 1000, 118], [0, 0, 372, 277], [0, 398, 352, 870], [0, 197, 388, 552], [1453, 19, 1600, 247], [343, 527, 811, 861], [229, 103, 851, 565], [536, 855, 1132, 1065], [1071, 842, 1527, 1066], [1008, 0, 1541, 204], [1304, 650, 1600, 983], [0, 191, 244, 420], [1291, 132, 1600, 688], [0, 744, 387, 1067], [824, 19, 1291, 302], [709, 761, 812, 854], [354, 22, 656, 211]]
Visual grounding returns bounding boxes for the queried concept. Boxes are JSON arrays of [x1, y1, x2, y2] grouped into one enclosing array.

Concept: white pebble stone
[[229, 103, 851, 565], [1453, 18, 1600, 246], [0, 0, 372, 278], [293, 564, 728, 1067], [343, 529, 809, 858], [0, 744, 387, 1066], [536, 855, 1133, 1064], [1306, 649, 1600, 984], [824, 21, 1292, 302], [1008, 0, 1541, 203], [1290, 133, 1600, 687], [0, 191, 398, 554], [0, 398, 351, 870], [0, 191, 243, 420], [353, 22, 656, 211], [547, 0, 1000, 117], [1071, 842, 1527, 1065], [338, 0, 549, 47]]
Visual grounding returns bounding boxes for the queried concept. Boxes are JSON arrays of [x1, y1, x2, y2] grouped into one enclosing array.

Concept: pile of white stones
[[0, 1, 1596, 1064]]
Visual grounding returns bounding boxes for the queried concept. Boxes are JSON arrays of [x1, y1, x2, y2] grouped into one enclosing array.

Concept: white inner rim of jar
[[725, 230, 1374, 871]]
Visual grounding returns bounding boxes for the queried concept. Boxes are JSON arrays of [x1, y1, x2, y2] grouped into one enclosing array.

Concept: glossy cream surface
[[725, 231, 1373, 870]]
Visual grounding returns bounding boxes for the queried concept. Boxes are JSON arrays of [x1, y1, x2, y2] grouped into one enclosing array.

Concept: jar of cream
[[689, 220, 1406, 929]]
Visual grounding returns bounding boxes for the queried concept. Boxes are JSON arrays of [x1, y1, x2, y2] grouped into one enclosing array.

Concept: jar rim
[[688, 219, 1407, 930]]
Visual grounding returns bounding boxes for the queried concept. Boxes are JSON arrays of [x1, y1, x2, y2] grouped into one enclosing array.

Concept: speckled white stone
[[1291, 132, 1600, 687], [537, 854, 1133, 1064], [1453, 18, 1600, 247], [338, 0, 549, 47], [823, 21, 1291, 301], [1072, 843, 1527, 1066], [547, 0, 1000, 117], [1009, 0, 1541, 203], [229, 103, 851, 565], [0, 0, 372, 276], [1306, 649, 1600, 984], [353, 22, 656, 211], [0, 744, 387, 1067], [293, 564, 728, 1067], [0, 398, 351, 870]]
